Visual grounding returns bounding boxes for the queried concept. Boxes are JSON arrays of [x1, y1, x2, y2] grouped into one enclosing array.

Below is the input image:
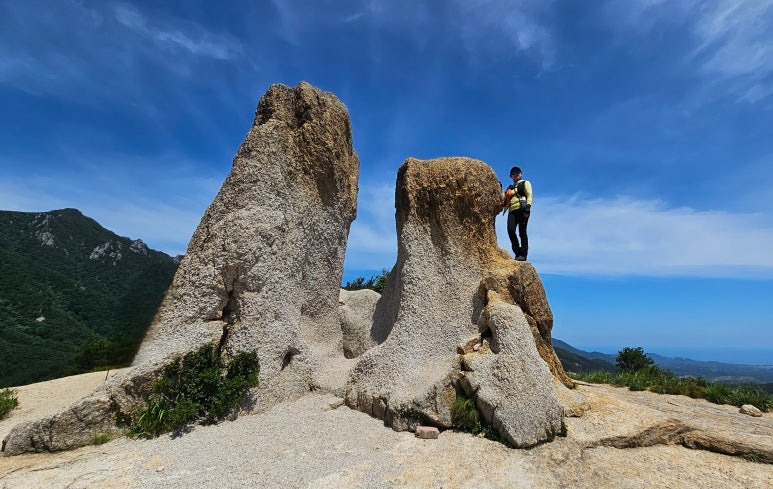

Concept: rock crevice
[[589, 417, 773, 463]]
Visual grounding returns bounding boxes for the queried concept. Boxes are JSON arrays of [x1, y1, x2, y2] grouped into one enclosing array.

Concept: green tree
[[616, 346, 655, 372], [72, 335, 114, 371], [343, 269, 390, 293], [342, 276, 366, 290], [371, 269, 390, 293]]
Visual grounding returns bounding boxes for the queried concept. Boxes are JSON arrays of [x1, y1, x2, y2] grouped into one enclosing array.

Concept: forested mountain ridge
[[0, 208, 179, 387]]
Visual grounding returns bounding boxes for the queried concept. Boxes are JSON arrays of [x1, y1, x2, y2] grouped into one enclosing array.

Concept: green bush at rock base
[[126, 345, 259, 438]]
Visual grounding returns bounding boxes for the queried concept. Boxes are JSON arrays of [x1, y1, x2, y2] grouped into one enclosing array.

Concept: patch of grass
[[0, 388, 19, 420], [450, 393, 504, 443], [571, 371, 614, 384], [570, 368, 772, 412], [649, 375, 707, 399], [612, 368, 651, 391], [703, 382, 733, 405], [450, 394, 483, 433], [92, 432, 113, 445], [126, 344, 259, 438], [725, 384, 771, 412], [741, 452, 764, 464]]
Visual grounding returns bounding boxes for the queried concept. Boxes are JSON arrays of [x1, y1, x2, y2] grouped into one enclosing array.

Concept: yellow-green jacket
[[502, 180, 533, 212]]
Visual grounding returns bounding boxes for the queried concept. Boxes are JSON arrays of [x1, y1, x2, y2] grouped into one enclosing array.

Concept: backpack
[[515, 180, 528, 197]]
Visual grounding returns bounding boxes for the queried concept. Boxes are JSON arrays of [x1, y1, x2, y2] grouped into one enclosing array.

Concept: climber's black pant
[[507, 209, 529, 258]]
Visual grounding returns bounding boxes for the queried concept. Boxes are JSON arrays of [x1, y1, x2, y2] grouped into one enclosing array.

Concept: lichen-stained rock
[[2, 81, 359, 456], [344, 157, 568, 446], [339, 288, 380, 358]]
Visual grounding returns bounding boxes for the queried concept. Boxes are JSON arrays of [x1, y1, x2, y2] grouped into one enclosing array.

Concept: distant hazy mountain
[[553, 339, 773, 384], [553, 345, 616, 374], [0, 209, 179, 387]]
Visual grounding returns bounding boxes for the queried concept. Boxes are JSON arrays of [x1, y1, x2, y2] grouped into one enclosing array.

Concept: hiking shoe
[[515, 256, 526, 261]]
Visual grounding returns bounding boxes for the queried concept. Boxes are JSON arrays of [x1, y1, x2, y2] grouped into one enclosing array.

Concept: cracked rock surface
[[575, 382, 773, 463], [2, 81, 359, 456]]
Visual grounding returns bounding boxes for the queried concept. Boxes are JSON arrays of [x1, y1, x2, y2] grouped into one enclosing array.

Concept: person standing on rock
[[502, 166, 532, 261]]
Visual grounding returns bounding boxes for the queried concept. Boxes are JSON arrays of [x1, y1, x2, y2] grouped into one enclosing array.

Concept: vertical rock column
[[2, 81, 359, 455], [344, 157, 566, 447], [135, 81, 360, 398]]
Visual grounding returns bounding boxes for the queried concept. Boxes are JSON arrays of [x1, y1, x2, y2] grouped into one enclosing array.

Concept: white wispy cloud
[[0, 150, 225, 256], [85, 201, 204, 256], [344, 181, 397, 270], [0, 1, 102, 97], [7, 163, 772, 278], [453, 0, 556, 70], [693, 0, 773, 75], [342, 181, 773, 278], [113, 4, 241, 60], [269, 0, 304, 45], [0, 177, 208, 257], [607, 0, 773, 104], [692, 0, 773, 102], [267, 0, 556, 73], [0, 1, 241, 101], [497, 195, 773, 278]]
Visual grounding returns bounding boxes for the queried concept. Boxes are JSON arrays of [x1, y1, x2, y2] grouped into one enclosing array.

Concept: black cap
[[510, 166, 522, 176]]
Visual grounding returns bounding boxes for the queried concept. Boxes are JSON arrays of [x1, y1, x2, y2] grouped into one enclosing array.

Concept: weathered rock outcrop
[[344, 157, 570, 446], [486, 263, 573, 387], [1, 368, 160, 455], [135, 80, 358, 397], [2, 81, 359, 455], [575, 382, 773, 464], [339, 289, 380, 358], [458, 291, 564, 446]]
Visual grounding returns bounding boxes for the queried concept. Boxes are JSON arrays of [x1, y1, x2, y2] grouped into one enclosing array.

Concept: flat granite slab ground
[[0, 369, 131, 443], [2, 375, 771, 488]]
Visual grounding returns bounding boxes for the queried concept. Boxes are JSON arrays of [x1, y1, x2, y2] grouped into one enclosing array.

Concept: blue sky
[[1, 0, 772, 364]]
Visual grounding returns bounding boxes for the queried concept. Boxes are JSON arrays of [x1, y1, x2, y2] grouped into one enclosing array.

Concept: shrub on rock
[[127, 344, 259, 438]]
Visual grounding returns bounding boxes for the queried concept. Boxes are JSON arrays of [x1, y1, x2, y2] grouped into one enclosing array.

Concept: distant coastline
[[570, 345, 771, 366]]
